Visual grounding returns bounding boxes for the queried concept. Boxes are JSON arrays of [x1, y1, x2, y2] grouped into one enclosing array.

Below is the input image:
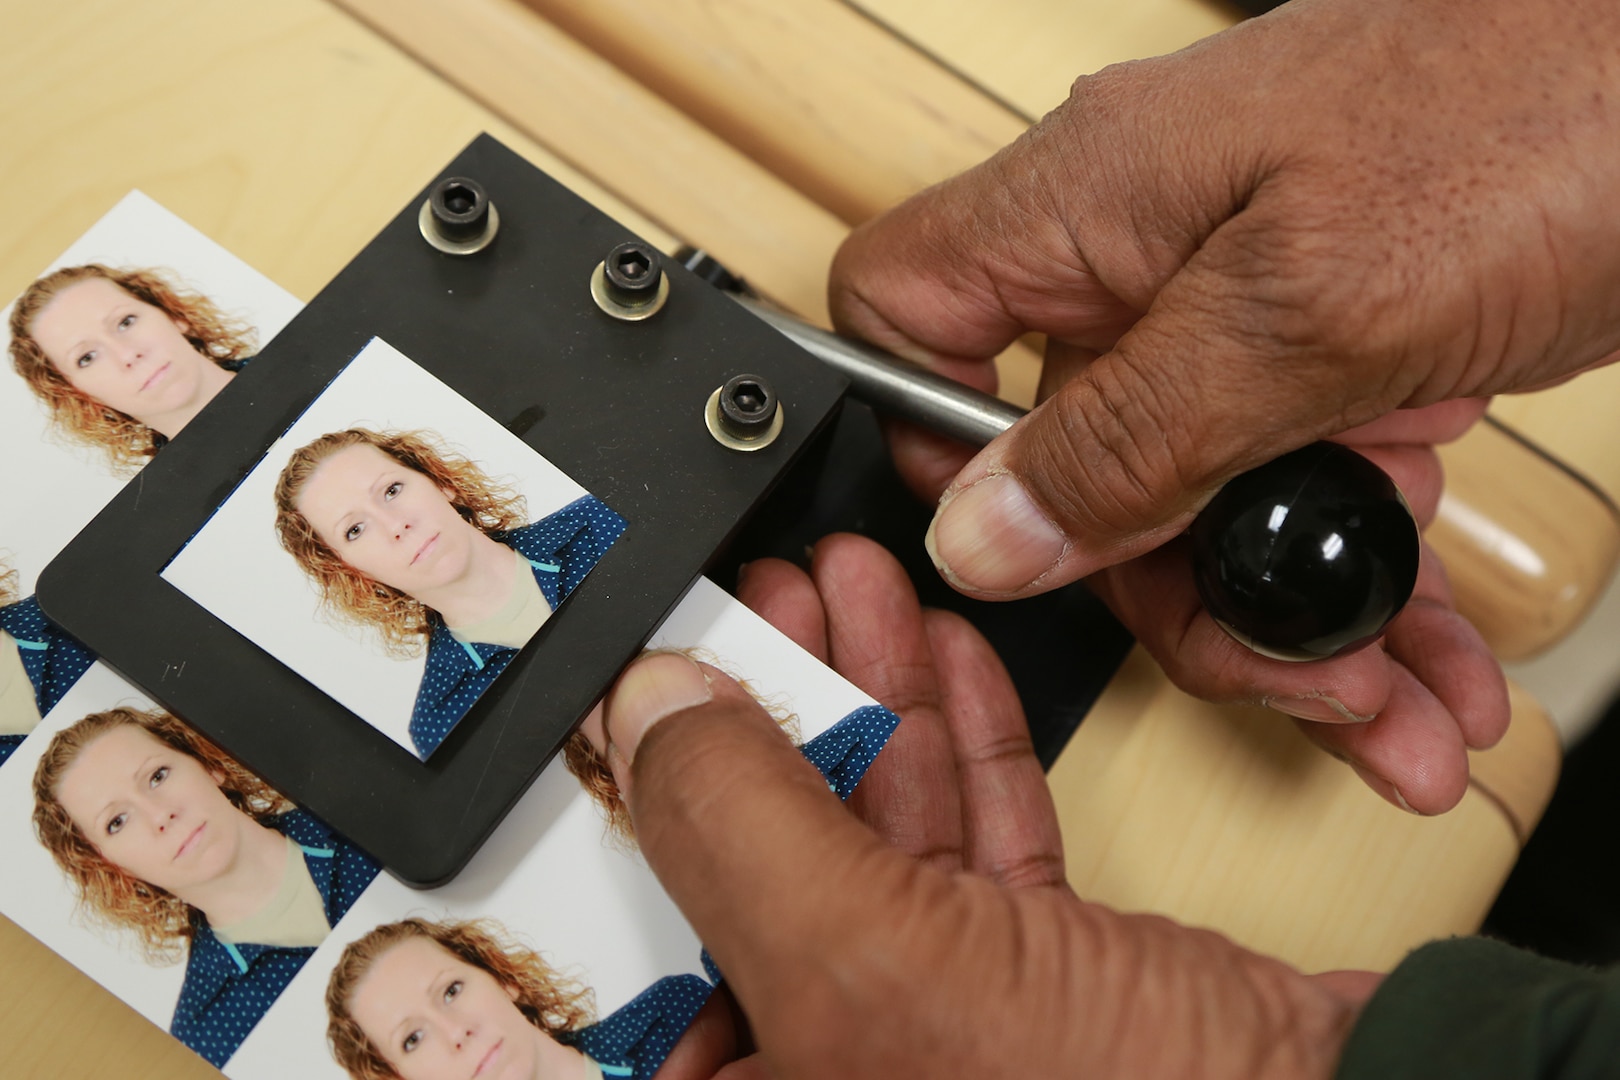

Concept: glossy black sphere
[[1189, 442, 1419, 661]]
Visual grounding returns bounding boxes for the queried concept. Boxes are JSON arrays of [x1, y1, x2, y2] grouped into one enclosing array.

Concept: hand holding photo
[[566, 659, 898, 849], [163, 339, 627, 759], [222, 576, 902, 1080]]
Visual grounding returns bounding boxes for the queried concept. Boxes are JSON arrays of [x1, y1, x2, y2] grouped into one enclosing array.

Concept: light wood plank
[[1492, 366, 1620, 505], [1433, 420, 1620, 661], [519, 0, 1028, 224], [0, 0, 669, 305], [850, 0, 1241, 118], [1051, 647, 1554, 974], [0, 915, 216, 1080]]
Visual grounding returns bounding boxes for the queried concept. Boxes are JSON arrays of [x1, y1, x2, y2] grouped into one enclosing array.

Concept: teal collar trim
[[221, 939, 250, 975]]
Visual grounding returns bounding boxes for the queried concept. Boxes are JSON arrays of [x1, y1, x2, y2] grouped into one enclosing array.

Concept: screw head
[[604, 241, 663, 295], [428, 177, 490, 243], [718, 375, 777, 436]]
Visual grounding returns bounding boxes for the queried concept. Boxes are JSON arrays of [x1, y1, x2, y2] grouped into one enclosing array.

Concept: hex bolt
[[719, 376, 776, 437], [705, 373, 784, 451], [604, 242, 663, 300], [419, 176, 499, 255], [590, 239, 670, 321]]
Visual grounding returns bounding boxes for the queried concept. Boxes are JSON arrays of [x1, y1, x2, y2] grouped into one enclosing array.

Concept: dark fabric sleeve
[[1336, 937, 1620, 1079]]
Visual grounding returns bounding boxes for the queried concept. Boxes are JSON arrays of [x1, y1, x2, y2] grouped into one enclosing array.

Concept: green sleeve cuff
[[1336, 936, 1620, 1079]]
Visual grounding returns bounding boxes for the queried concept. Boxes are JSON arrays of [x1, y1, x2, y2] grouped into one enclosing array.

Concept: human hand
[[613, 534, 1380, 1080], [829, 0, 1620, 811]]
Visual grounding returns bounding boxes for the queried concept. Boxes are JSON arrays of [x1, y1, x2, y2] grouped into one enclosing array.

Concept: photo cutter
[[36, 134, 1136, 886], [31, 131, 1406, 887]]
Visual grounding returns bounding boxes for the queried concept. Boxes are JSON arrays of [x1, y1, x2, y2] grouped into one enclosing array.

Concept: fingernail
[[735, 561, 752, 590], [1265, 694, 1375, 724], [1349, 762, 1421, 815], [925, 471, 1067, 594], [605, 652, 713, 765]]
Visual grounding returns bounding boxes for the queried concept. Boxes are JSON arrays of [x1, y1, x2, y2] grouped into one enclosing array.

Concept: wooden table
[[0, 1, 1579, 1075]]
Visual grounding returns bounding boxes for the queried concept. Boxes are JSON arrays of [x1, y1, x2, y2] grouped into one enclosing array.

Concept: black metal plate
[[714, 399, 1134, 770], [37, 135, 847, 886]]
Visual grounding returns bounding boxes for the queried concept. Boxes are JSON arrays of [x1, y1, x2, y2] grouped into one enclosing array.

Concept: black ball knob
[[1189, 442, 1420, 661]]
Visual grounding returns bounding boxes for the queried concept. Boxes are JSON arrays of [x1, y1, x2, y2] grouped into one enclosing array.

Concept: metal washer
[[419, 199, 500, 255], [590, 260, 670, 321], [705, 385, 784, 451]]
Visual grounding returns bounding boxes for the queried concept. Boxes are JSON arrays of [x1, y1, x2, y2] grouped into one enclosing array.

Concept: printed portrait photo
[[162, 338, 627, 760], [0, 190, 302, 582], [220, 575, 902, 1080], [0, 192, 302, 768], [0, 664, 381, 1070], [322, 914, 712, 1080]]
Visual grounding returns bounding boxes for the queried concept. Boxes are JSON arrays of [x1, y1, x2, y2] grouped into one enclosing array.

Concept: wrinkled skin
[[828, 0, 1620, 813], [615, 535, 1379, 1080]]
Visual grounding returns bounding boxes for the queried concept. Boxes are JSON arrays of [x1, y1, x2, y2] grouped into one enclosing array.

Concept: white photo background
[[227, 576, 883, 1079], [0, 191, 303, 596], [162, 338, 608, 757]]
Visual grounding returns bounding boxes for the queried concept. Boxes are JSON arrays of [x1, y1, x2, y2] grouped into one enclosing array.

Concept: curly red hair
[[326, 917, 596, 1080], [9, 264, 255, 472], [31, 707, 293, 962], [273, 429, 527, 656]]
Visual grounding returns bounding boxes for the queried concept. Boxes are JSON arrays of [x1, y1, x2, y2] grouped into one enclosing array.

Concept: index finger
[[811, 534, 964, 872]]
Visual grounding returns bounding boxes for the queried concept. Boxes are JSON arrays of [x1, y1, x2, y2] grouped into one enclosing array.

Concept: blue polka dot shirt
[[561, 973, 713, 1079], [799, 704, 902, 801], [408, 494, 627, 759], [0, 596, 96, 767], [170, 808, 380, 1068]]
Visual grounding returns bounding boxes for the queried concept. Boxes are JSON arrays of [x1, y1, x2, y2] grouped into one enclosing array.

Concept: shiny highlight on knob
[[1189, 442, 1420, 661]]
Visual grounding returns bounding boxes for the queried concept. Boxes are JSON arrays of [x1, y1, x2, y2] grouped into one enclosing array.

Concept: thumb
[[602, 653, 918, 1061], [923, 210, 1417, 598]]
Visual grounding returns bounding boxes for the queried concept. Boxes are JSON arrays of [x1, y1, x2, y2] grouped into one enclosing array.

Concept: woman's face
[[295, 443, 482, 600], [349, 936, 551, 1080], [30, 277, 217, 426], [54, 724, 249, 897]]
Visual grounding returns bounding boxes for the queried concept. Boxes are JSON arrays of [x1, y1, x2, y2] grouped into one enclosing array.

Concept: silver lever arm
[[732, 295, 1026, 447]]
